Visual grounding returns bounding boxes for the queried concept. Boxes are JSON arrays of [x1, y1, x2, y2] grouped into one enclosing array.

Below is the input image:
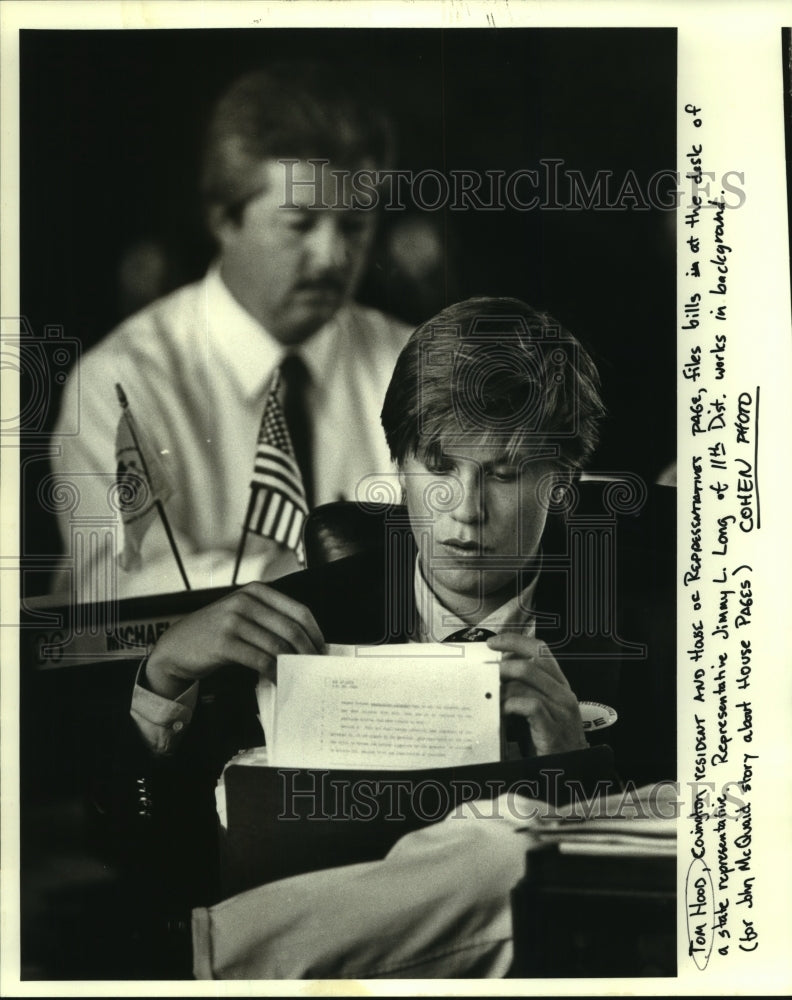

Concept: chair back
[[303, 479, 675, 567]]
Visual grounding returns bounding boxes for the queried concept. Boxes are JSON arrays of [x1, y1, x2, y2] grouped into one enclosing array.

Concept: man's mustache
[[295, 276, 346, 294]]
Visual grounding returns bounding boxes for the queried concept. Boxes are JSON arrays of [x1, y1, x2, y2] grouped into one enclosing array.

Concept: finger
[[487, 632, 553, 662], [487, 632, 541, 655], [489, 633, 571, 685], [500, 687, 587, 755], [500, 676, 572, 713], [232, 585, 325, 653], [227, 614, 309, 667], [220, 634, 279, 680], [498, 659, 573, 704], [252, 585, 326, 652], [500, 688, 550, 722], [501, 681, 581, 725]]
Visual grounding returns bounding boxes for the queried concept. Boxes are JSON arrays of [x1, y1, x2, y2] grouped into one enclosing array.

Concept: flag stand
[[231, 491, 257, 587], [115, 383, 191, 590], [153, 498, 191, 591]]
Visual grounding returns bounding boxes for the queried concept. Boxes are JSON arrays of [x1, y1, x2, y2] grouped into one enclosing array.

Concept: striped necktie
[[443, 626, 496, 642]]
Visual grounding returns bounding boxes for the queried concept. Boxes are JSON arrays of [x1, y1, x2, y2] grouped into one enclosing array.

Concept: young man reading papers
[[114, 297, 673, 977], [134, 297, 605, 761]]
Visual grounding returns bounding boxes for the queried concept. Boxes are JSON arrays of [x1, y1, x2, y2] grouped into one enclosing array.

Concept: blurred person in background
[[51, 62, 412, 600]]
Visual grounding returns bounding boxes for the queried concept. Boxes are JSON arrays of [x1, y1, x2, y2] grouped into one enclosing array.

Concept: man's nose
[[451, 469, 485, 524], [307, 219, 349, 272]]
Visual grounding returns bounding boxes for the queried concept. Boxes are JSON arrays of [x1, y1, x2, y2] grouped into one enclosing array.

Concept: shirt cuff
[[130, 660, 199, 756]]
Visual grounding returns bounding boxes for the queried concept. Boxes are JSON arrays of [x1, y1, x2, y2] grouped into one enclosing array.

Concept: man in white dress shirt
[[51, 62, 412, 599]]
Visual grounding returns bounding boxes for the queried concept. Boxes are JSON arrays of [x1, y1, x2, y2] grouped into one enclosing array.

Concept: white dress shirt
[[51, 266, 411, 599]]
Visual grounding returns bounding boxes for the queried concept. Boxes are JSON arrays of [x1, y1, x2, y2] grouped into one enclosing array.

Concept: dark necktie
[[443, 626, 496, 643], [279, 354, 314, 509]]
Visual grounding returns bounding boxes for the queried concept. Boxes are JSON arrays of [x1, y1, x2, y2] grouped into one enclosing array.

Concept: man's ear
[[541, 466, 576, 519], [206, 203, 238, 248], [553, 468, 577, 491]]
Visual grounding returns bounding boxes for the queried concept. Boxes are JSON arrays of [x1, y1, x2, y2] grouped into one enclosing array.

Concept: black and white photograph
[[1, 1, 790, 994]]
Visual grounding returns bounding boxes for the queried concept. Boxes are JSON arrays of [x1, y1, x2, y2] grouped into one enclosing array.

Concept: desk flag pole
[[232, 369, 308, 586], [114, 383, 191, 590]]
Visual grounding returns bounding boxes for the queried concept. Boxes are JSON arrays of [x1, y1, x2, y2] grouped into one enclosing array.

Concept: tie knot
[[443, 626, 496, 643], [279, 353, 310, 389]]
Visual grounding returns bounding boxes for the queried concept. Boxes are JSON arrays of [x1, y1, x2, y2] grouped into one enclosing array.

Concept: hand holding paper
[[145, 581, 324, 699], [488, 633, 588, 757]]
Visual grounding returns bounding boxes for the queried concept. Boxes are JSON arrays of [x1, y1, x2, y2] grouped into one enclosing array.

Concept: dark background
[[20, 27, 677, 585]]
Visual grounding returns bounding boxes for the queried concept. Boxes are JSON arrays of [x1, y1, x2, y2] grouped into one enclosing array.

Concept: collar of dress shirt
[[204, 264, 341, 401], [412, 558, 540, 644]]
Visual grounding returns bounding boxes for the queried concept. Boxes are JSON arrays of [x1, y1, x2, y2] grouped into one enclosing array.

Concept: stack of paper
[[533, 784, 677, 857]]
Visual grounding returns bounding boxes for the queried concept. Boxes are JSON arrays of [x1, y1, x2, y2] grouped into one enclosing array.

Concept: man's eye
[[425, 458, 454, 474], [488, 468, 518, 483], [341, 216, 371, 238], [287, 214, 315, 232]]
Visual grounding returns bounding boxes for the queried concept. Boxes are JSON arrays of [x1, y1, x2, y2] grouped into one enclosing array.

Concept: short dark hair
[[201, 61, 395, 217], [381, 297, 605, 474]]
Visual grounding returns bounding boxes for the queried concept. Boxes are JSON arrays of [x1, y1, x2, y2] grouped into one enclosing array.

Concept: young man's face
[[399, 440, 555, 619], [216, 159, 377, 345]]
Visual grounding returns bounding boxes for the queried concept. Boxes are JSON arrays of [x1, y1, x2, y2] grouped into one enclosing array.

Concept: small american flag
[[245, 370, 308, 558]]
